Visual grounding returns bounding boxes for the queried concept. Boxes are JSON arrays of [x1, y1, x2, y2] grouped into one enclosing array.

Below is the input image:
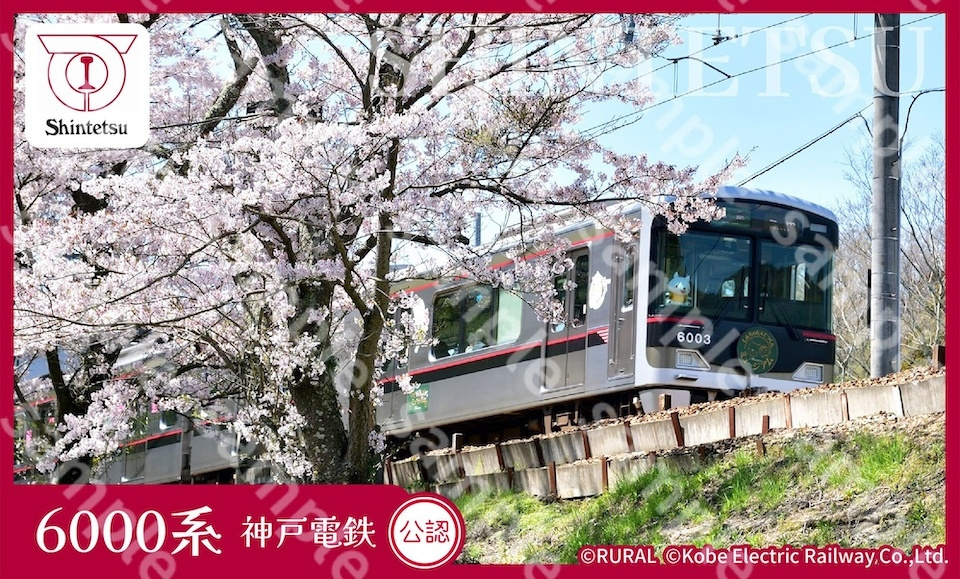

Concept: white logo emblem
[[588, 271, 611, 310], [25, 24, 150, 148], [388, 495, 464, 569]]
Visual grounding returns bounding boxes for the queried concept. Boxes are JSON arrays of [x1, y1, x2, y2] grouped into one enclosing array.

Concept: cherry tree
[[14, 13, 740, 483]]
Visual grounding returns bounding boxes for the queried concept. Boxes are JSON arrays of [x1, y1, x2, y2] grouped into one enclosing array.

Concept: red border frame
[[2, 3, 955, 578]]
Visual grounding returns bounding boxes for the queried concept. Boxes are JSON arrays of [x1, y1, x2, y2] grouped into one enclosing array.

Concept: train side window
[[36, 401, 56, 425], [494, 291, 523, 345], [551, 275, 569, 333], [159, 409, 177, 430], [123, 442, 146, 482], [554, 275, 567, 306], [462, 286, 495, 350], [571, 254, 589, 327], [432, 292, 462, 358], [431, 285, 520, 357], [384, 306, 414, 372], [552, 253, 589, 330], [622, 247, 636, 310], [431, 285, 495, 357]]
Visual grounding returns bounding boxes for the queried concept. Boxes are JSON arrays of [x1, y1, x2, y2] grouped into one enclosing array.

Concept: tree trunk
[[47, 347, 116, 484], [345, 315, 382, 482], [345, 215, 394, 482], [275, 280, 351, 483], [288, 363, 350, 483]]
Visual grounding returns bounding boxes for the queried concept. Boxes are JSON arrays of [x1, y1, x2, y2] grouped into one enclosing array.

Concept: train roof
[[391, 185, 838, 288], [518, 185, 838, 241], [714, 185, 838, 223]]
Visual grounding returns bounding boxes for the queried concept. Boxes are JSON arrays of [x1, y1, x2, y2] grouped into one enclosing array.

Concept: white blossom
[[13, 13, 739, 482]]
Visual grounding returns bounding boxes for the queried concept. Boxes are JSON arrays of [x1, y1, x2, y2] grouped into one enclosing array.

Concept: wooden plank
[[660, 393, 672, 411], [933, 344, 946, 368], [757, 414, 769, 456], [670, 411, 685, 447], [547, 462, 557, 497], [784, 395, 794, 430], [534, 438, 545, 466], [455, 449, 465, 479], [601, 457, 609, 492]]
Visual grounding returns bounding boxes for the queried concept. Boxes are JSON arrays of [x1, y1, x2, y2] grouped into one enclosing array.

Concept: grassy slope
[[455, 414, 945, 564]]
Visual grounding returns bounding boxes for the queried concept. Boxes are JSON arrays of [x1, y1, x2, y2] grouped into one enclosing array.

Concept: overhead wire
[[645, 13, 815, 85], [736, 104, 872, 186], [738, 87, 944, 186], [580, 13, 941, 145]]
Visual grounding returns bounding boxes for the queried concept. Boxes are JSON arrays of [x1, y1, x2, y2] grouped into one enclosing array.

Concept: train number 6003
[[676, 331, 711, 345]]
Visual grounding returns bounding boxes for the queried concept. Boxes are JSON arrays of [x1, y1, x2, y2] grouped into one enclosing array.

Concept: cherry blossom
[[14, 13, 741, 482]]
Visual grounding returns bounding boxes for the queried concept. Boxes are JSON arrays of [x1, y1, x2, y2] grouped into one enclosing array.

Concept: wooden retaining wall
[[384, 375, 946, 500]]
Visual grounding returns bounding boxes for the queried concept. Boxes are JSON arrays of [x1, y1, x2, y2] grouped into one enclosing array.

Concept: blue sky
[[593, 13, 946, 209]]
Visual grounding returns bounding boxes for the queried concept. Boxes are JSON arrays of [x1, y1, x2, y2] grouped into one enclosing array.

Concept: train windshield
[[651, 229, 834, 333], [759, 241, 832, 332], [652, 232, 752, 321]]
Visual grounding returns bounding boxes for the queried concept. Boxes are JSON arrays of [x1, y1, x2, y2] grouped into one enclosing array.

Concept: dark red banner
[[2, 2, 957, 579]]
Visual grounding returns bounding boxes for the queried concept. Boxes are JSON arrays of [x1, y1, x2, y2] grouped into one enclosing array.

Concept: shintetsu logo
[[24, 23, 150, 149]]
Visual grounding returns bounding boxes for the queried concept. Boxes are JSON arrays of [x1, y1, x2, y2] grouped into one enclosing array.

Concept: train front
[[638, 188, 838, 412]]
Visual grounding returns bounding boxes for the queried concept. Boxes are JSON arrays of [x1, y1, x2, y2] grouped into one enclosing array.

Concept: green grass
[[852, 433, 911, 489], [456, 426, 946, 564]]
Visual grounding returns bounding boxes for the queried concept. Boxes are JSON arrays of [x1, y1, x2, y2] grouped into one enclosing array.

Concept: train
[[378, 186, 838, 443], [13, 342, 257, 485], [14, 396, 261, 485], [14, 185, 838, 480]]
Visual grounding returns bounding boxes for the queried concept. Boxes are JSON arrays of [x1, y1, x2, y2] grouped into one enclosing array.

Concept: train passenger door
[[608, 241, 637, 379], [544, 250, 590, 391]]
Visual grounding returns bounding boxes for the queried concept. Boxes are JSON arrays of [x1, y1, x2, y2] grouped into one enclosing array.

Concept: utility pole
[[870, 13, 901, 378], [474, 212, 482, 246]]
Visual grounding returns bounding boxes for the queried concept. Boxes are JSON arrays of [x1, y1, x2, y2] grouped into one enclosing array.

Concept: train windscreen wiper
[[711, 293, 735, 324], [768, 300, 802, 341], [760, 269, 801, 341]]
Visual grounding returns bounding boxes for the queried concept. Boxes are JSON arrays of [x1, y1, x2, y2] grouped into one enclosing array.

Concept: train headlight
[[792, 363, 824, 383], [676, 349, 710, 371]]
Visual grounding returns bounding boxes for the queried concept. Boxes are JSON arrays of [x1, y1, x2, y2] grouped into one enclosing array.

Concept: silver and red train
[[379, 186, 838, 442]]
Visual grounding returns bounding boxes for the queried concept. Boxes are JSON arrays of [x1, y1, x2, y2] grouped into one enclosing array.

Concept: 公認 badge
[[24, 23, 149, 148]]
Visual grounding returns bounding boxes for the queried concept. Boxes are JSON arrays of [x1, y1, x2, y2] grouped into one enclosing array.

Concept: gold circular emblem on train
[[736, 327, 778, 374]]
